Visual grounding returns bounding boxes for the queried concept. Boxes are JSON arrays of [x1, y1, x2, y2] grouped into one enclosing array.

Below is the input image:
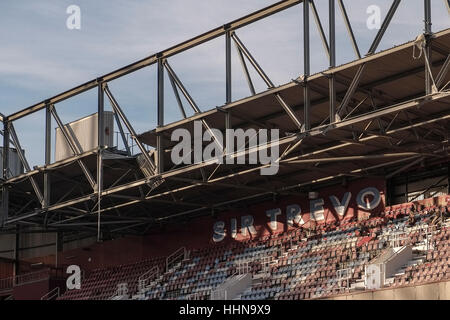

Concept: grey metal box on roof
[[55, 112, 114, 162], [0, 147, 24, 178]]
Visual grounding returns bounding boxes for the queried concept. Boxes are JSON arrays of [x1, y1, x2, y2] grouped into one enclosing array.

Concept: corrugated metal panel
[[55, 112, 114, 161], [0, 147, 24, 177]]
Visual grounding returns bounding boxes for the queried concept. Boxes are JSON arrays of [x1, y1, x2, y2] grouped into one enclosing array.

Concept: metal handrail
[[166, 247, 186, 272], [41, 287, 60, 300], [15, 269, 50, 286], [0, 277, 14, 292], [138, 266, 159, 292], [0, 268, 55, 291], [337, 267, 353, 289], [109, 282, 129, 300]]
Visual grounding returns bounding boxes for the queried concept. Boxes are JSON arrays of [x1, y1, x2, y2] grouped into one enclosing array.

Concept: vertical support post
[[225, 112, 231, 130], [329, 0, 336, 124], [14, 225, 20, 279], [424, 0, 432, 95], [55, 232, 58, 268], [98, 81, 105, 150], [56, 231, 63, 268], [44, 103, 51, 208], [447, 163, 450, 195], [225, 28, 232, 104], [157, 57, 165, 175], [303, 0, 311, 131], [97, 80, 104, 242], [424, 0, 432, 35], [1, 119, 9, 226]]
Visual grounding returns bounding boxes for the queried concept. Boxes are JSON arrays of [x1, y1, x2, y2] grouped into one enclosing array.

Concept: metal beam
[[274, 94, 303, 130], [49, 105, 97, 190], [235, 41, 256, 96], [9, 91, 445, 222], [230, 32, 303, 130], [329, 0, 337, 123], [97, 81, 105, 242], [8, 123, 44, 205], [286, 152, 425, 165], [337, 0, 361, 59], [310, 0, 329, 58], [424, 0, 433, 95], [337, 63, 366, 118], [164, 59, 224, 150], [225, 29, 232, 104], [157, 58, 165, 175], [112, 109, 131, 156], [435, 54, 450, 89], [385, 156, 425, 179], [163, 60, 201, 114], [1, 120, 9, 225], [303, 0, 311, 131], [154, 155, 426, 223], [104, 85, 157, 172], [168, 176, 274, 194], [44, 104, 51, 207], [151, 31, 450, 135], [7, 0, 304, 122], [231, 32, 274, 88], [368, 0, 402, 55], [109, 194, 208, 208], [168, 70, 187, 119], [424, 0, 432, 35]]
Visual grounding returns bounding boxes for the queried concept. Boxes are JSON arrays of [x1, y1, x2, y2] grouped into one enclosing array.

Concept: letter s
[[213, 221, 226, 242]]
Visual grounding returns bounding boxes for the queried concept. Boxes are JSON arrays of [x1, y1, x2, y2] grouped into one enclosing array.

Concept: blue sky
[[0, 0, 449, 167]]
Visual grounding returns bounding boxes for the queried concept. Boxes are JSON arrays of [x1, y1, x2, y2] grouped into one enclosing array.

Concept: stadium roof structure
[[1, 0, 449, 240]]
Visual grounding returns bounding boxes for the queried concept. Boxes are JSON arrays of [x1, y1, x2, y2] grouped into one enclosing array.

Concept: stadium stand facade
[[51, 194, 449, 300]]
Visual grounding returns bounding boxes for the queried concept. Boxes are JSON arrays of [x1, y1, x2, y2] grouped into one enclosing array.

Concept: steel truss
[[1, 0, 449, 239]]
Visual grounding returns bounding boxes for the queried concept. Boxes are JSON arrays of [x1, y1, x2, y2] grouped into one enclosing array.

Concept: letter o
[[357, 187, 381, 210]]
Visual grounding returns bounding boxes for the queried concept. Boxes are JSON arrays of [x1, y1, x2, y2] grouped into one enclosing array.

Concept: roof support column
[[303, 0, 311, 131], [225, 27, 232, 104], [1, 119, 9, 226], [424, 0, 433, 95], [44, 103, 51, 208], [329, 0, 336, 124], [97, 80, 104, 242], [157, 57, 165, 175]]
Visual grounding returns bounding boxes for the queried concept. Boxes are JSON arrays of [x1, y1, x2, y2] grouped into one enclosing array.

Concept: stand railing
[[166, 247, 186, 272], [15, 269, 50, 286], [337, 268, 353, 290], [0, 267, 66, 293], [0, 277, 14, 293], [138, 266, 159, 293], [235, 261, 251, 276], [110, 283, 129, 300], [41, 287, 60, 300], [389, 231, 409, 248]]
